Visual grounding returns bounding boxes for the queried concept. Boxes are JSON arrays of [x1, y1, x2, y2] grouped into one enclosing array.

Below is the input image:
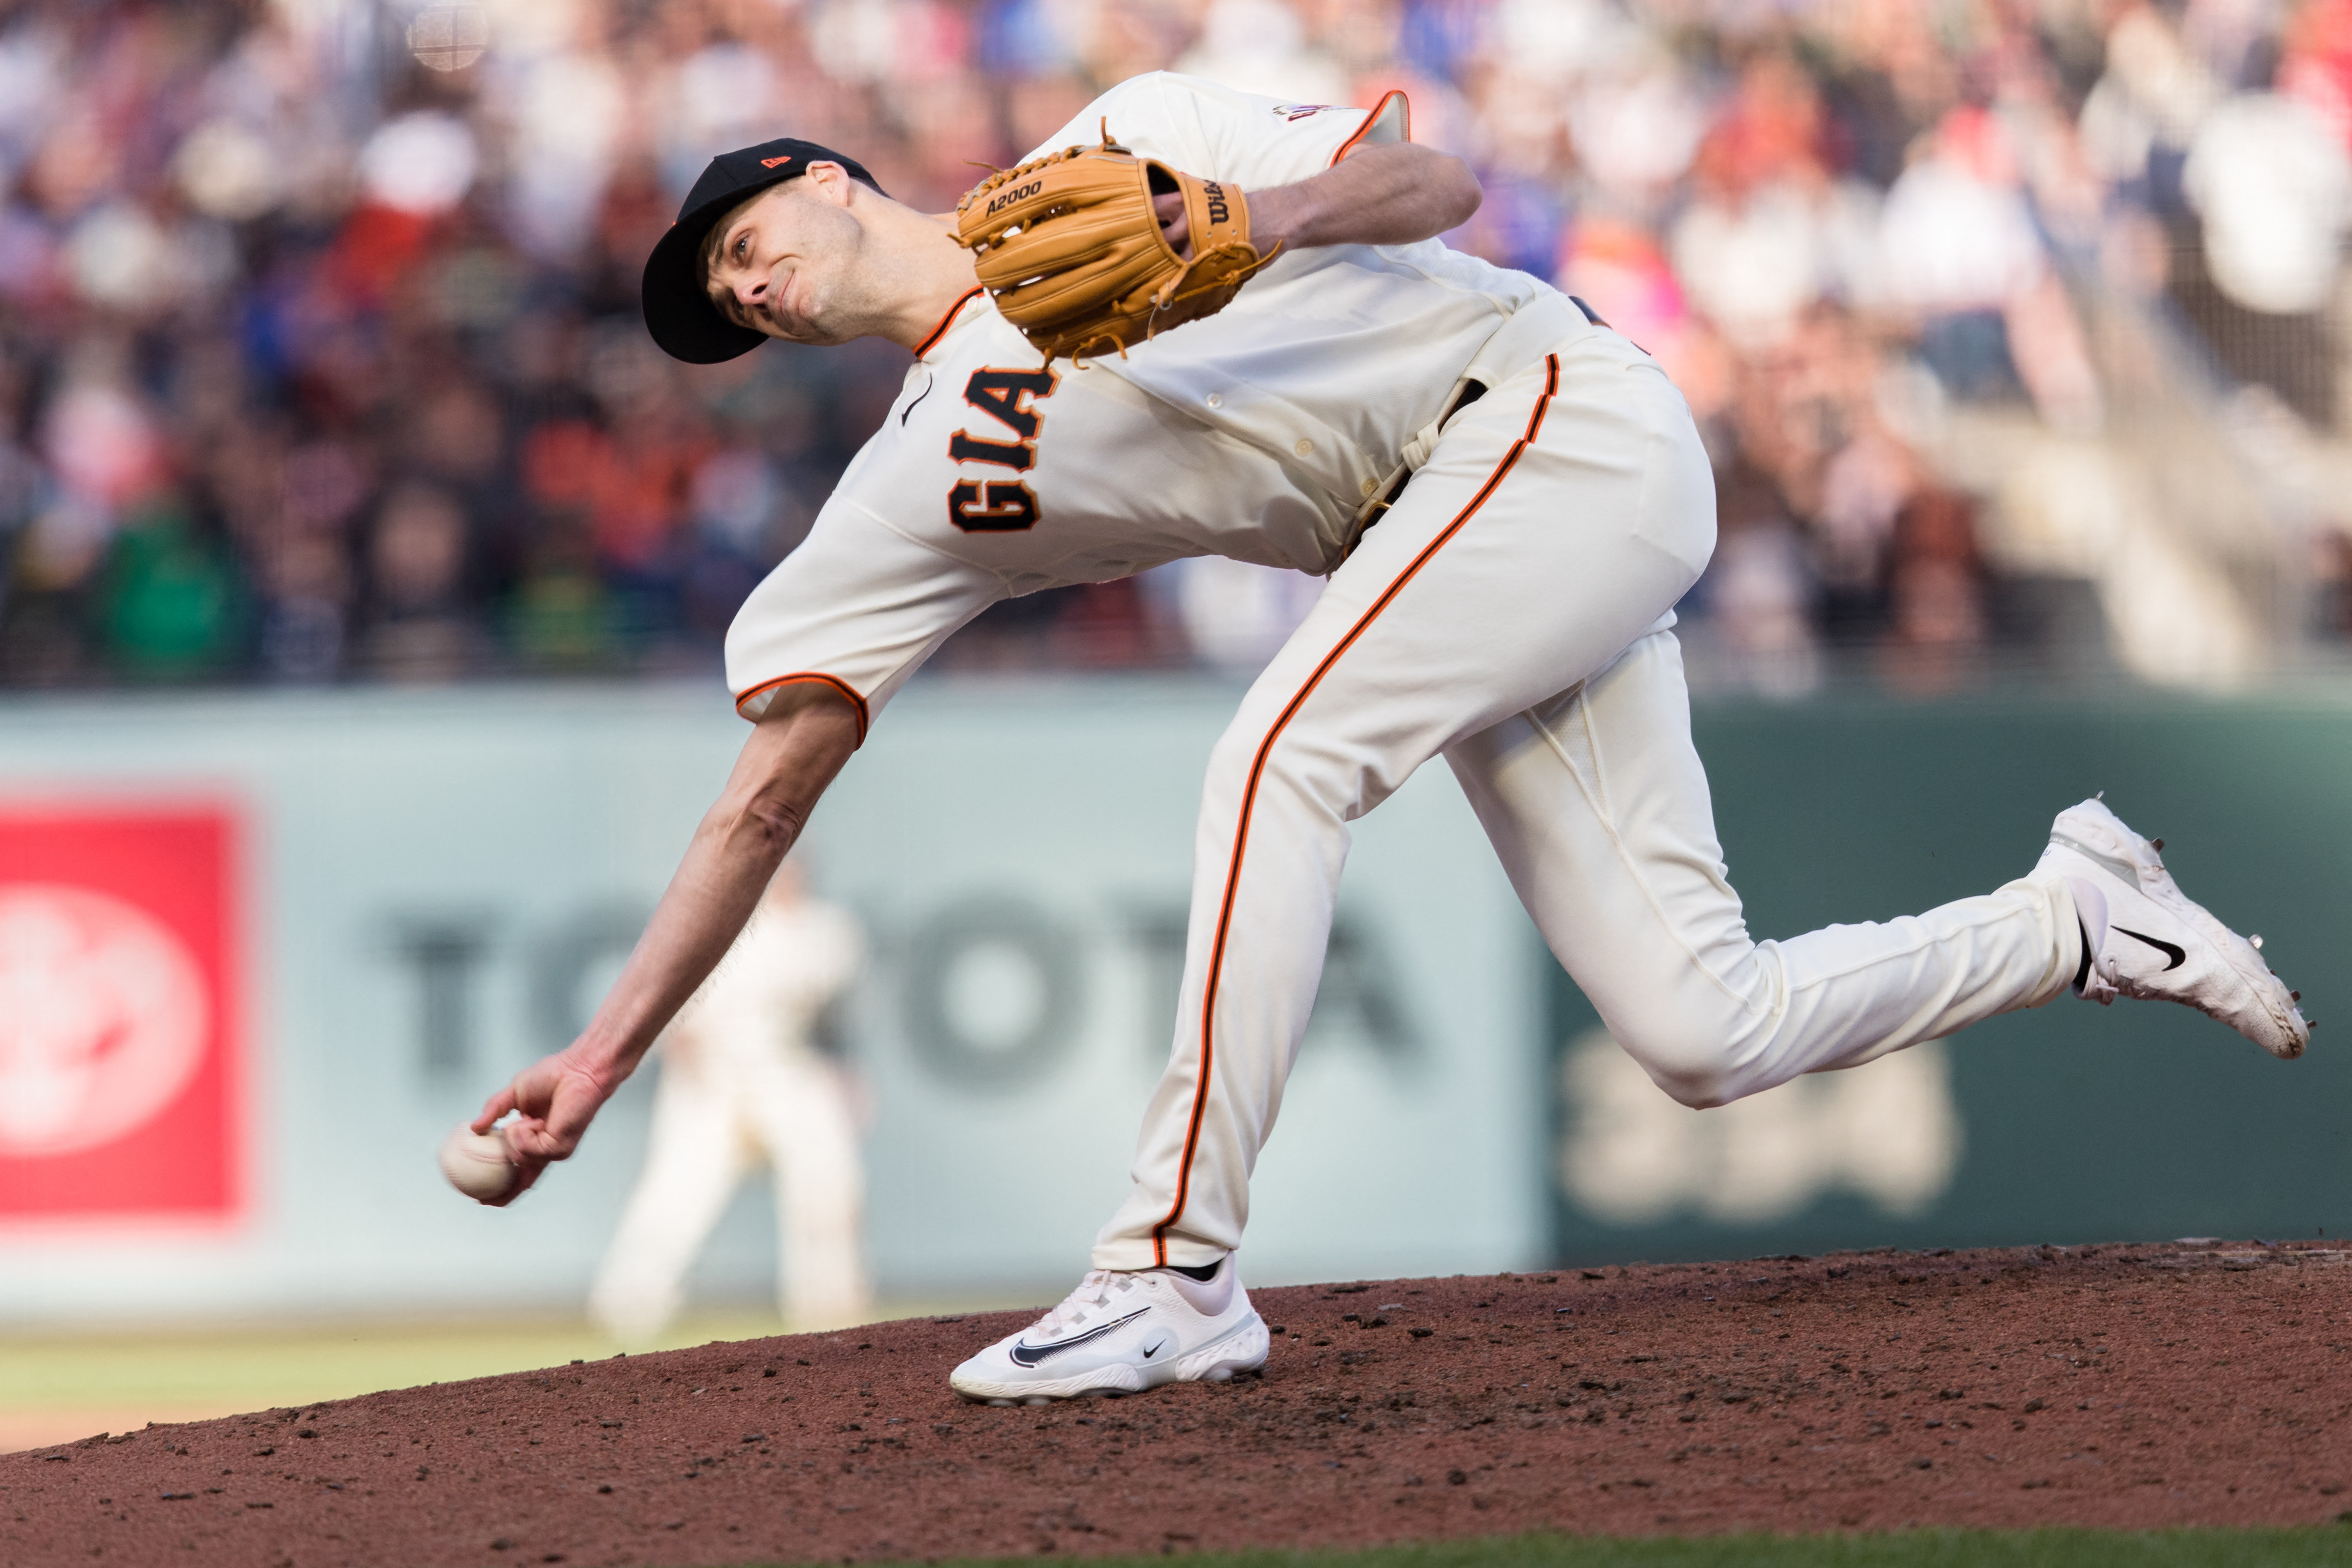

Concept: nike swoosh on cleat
[[1008, 1308, 1151, 1368], [2113, 925, 2186, 971]]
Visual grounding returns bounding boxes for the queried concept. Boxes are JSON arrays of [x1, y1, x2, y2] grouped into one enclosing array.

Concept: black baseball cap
[[641, 137, 887, 364]]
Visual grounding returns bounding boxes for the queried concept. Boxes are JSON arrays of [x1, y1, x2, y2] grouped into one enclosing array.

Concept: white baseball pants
[[589, 1040, 870, 1340], [1093, 323, 2078, 1270]]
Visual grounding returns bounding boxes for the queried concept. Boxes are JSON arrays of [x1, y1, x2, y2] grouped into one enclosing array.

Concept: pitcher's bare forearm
[[1154, 142, 1480, 259], [469, 685, 861, 1193], [570, 689, 861, 1083], [1251, 142, 1480, 251]]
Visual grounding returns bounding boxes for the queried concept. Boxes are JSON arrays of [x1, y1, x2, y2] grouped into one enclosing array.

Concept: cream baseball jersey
[[725, 71, 1555, 729]]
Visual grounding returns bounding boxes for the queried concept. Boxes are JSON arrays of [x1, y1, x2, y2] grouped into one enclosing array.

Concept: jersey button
[[1359, 477, 1378, 497], [1294, 438, 1313, 457], [1205, 392, 1223, 408]]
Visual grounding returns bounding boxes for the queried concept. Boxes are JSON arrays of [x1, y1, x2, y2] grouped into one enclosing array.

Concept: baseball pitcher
[[472, 73, 2308, 1405]]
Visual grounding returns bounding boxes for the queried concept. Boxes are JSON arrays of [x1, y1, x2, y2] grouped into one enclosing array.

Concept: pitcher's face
[[703, 168, 872, 347]]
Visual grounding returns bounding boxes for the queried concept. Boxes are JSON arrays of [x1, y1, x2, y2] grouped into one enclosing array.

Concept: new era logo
[[760, 155, 795, 168]]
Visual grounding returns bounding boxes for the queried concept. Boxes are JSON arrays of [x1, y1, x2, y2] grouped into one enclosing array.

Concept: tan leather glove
[[955, 126, 1270, 363]]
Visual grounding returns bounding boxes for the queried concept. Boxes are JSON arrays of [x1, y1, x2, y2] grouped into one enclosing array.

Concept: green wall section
[[1547, 691, 2352, 1265]]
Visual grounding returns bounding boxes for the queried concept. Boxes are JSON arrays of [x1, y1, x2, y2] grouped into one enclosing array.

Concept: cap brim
[[641, 198, 773, 365]]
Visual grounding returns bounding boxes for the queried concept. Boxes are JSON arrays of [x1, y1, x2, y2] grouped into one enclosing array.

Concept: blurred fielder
[[472, 72, 2308, 1407], [588, 862, 868, 1340]]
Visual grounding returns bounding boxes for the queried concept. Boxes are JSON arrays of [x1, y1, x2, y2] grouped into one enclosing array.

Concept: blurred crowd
[[0, 0, 2348, 693]]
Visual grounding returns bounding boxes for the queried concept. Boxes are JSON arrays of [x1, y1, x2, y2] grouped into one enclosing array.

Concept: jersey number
[[946, 367, 1058, 531]]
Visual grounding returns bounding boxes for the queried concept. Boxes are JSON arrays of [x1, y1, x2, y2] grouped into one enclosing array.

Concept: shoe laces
[[1032, 1268, 1143, 1336]]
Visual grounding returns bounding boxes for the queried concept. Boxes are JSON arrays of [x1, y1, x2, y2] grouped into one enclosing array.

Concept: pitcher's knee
[[1209, 725, 1363, 825]]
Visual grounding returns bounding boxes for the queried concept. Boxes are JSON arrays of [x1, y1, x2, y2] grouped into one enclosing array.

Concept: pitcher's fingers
[[499, 1118, 545, 1161], [546, 1096, 601, 1147], [483, 1161, 545, 1209], [472, 1086, 518, 1134], [506, 1120, 575, 1163]]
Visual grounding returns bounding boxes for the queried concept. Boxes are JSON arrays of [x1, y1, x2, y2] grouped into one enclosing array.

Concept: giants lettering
[[962, 367, 1057, 438], [947, 430, 1032, 471], [948, 480, 1040, 531], [945, 367, 1059, 532]]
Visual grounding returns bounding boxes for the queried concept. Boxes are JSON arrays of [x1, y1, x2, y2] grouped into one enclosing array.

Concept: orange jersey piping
[[914, 287, 985, 359], [1330, 90, 1410, 165], [732, 672, 870, 742]]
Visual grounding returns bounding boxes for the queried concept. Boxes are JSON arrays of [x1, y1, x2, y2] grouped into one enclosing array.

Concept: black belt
[[1357, 296, 1607, 537]]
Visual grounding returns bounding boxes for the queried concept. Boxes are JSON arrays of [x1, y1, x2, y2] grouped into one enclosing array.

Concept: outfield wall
[[0, 677, 2344, 1325], [0, 677, 1543, 1322], [1547, 693, 2352, 1266]]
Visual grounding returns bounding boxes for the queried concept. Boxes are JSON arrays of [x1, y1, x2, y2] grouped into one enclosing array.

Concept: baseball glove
[[955, 126, 1270, 363]]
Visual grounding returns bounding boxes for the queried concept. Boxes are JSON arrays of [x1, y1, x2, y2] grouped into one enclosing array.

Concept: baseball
[[439, 1123, 520, 1203]]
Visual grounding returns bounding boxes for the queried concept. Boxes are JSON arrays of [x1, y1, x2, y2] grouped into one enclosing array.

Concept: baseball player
[[588, 861, 868, 1341], [471, 72, 2308, 1407]]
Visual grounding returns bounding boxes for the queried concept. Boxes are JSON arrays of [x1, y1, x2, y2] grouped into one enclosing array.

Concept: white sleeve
[[1023, 72, 1409, 190], [724, 496, 1002, 732]]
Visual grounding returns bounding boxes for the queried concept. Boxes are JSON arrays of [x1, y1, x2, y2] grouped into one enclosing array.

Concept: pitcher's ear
[[801, 161, 857, 204]]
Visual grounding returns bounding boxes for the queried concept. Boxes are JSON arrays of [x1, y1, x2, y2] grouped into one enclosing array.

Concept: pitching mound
[[4, 1241, 2347, 1567]]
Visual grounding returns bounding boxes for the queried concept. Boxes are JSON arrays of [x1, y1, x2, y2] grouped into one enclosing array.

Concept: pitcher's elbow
[[1613, 1021, 1746, 1109], [1439, 155, 1481, 228], [702, 783, 807, 867]]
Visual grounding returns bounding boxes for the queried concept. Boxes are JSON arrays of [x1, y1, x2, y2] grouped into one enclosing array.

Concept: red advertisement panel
[[0, 805, 243, 1223]]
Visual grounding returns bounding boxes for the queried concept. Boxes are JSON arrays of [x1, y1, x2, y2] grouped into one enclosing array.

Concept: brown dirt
[[4, 1241, 2350, 1567]]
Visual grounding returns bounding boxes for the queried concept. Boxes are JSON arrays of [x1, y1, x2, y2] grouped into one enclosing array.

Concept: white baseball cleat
[[948, 1258, 1269, 1405], [2036, 796, 2308, 1059]]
